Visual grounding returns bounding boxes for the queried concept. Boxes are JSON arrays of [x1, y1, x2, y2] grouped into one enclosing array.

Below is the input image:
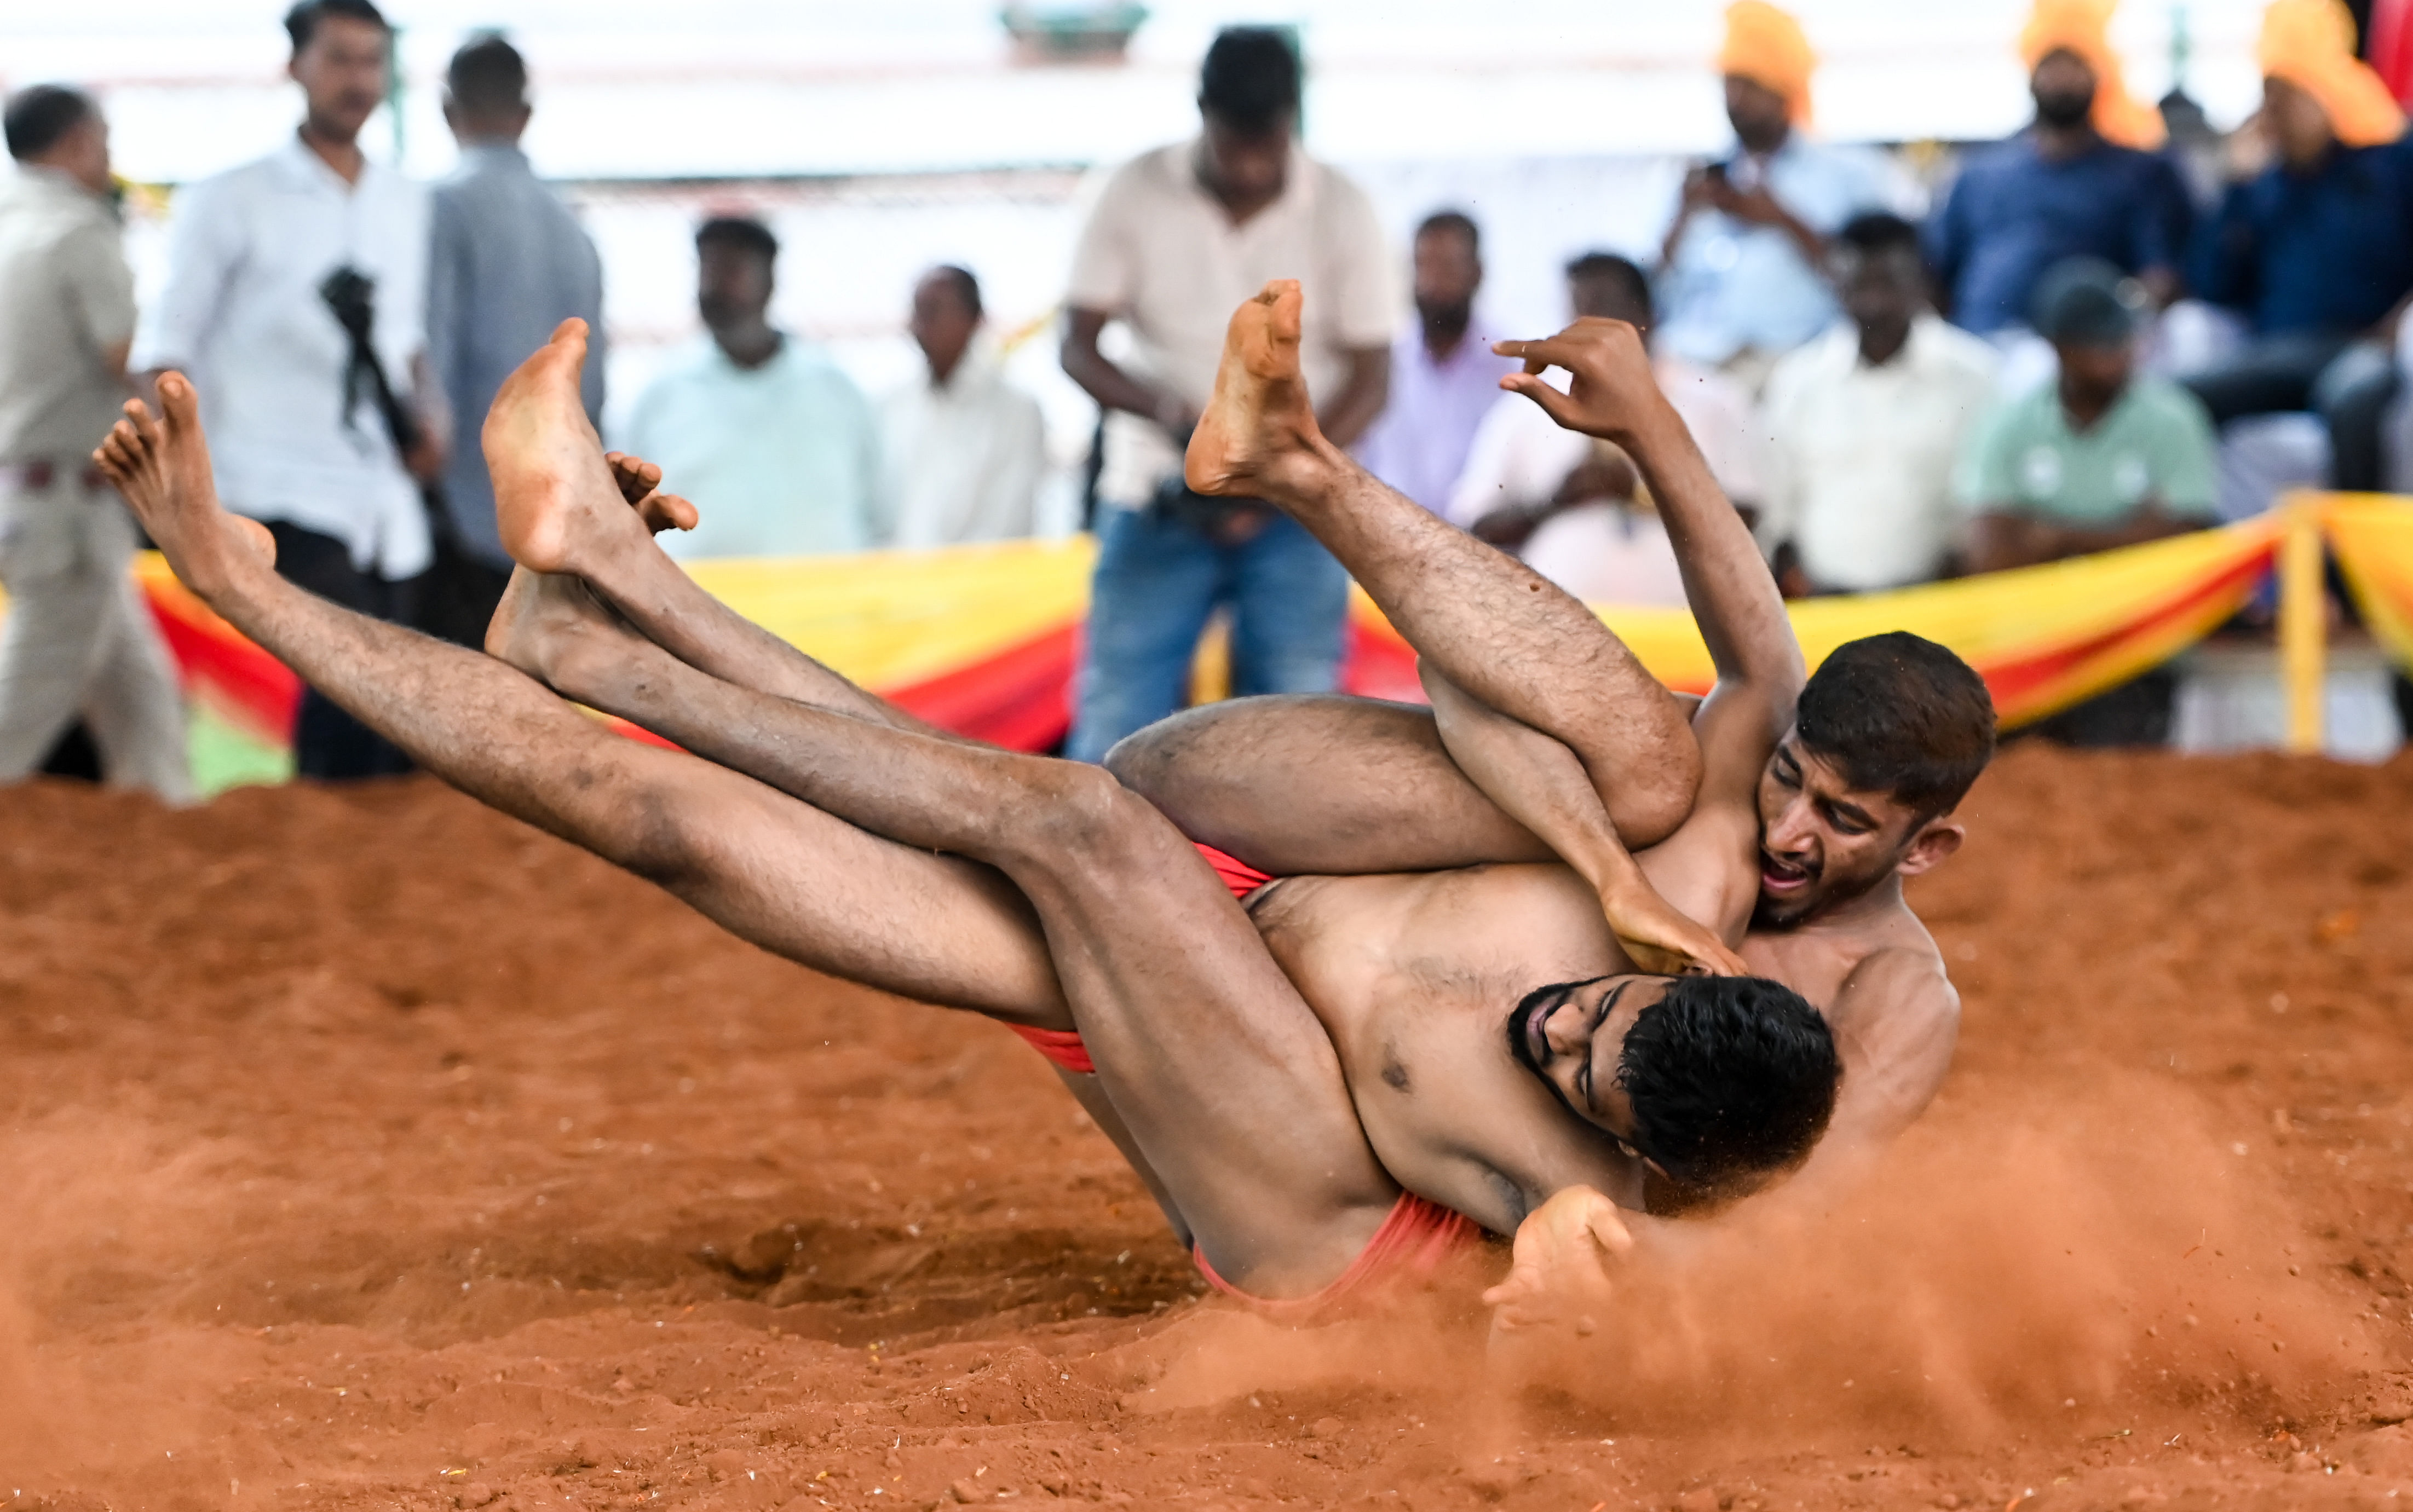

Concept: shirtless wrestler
[[1112, 286, 1997, 1191], [94, 330, 1835, 1309]]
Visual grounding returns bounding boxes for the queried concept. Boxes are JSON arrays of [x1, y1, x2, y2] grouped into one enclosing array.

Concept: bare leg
[[1187, 281, 1698, 846], [93, 378, 1064, 1029], [474, 327, 1400, 1294], [1105, 695, 1559, 875], [485, 329, 949, 738]]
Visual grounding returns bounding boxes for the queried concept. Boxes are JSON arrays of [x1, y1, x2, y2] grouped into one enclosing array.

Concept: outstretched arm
[[1496, 319, 1804, 738], [1185, 282, 1701, 850]]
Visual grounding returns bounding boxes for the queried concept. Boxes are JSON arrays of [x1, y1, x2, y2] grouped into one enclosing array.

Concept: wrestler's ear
[[1894, 817, 1964, 878]]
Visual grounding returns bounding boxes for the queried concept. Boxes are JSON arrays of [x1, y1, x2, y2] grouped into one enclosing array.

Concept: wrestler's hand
[[602, 451, 700, 535], [1493, 320, 1674, 445], [1599, 872, 1750, 978], [1483, 1185, 1633, 1338]]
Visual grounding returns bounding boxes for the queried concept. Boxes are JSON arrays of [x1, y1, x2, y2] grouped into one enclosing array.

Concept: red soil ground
[[1, 744, 2411, 1512]]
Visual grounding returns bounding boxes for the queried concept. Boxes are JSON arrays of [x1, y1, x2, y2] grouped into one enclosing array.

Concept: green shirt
[[1955, 376, 2219, 526]]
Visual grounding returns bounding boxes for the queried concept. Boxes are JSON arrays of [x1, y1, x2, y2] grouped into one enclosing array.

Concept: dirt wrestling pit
[[2, 742, 2412, 1511]]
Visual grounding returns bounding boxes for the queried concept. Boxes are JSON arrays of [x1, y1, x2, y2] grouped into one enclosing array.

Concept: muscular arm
[[1815, 947, 1960, 1157], [1499, 319, 1802, 712]]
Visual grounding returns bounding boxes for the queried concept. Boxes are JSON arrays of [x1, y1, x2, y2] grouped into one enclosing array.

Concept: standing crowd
[[2, 0, 2409, 797]]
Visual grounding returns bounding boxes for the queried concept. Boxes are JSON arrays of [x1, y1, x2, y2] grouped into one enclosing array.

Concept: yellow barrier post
[[2278, 493, 2326, 754]]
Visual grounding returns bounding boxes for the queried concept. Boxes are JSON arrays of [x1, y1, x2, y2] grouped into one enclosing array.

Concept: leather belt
[[0, 460, 110, 493]]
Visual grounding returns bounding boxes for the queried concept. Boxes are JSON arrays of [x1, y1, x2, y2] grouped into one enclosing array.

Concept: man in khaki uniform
[[0, 86, 189, 800]]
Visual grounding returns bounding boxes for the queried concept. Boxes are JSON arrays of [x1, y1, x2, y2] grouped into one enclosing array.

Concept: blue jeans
[[1068, 504, 1350, 763]]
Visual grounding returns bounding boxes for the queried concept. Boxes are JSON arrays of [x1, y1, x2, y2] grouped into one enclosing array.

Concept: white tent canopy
[[7, 0, 2276, 185]]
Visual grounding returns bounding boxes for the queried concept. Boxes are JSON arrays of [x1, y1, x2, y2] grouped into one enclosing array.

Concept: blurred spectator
[[1352, 210, 1514, 512], [1058, 27, 1392, 763], [1654, 2, 1894, 382], [1925, 0, 2193, 333], [0, 86, 189, 801], [1448, 252, 1765, 607], [2182, 0, 2411, 494], [1760, 213, 2000, 595], [623, 216, 882, 559], [1960, 259, 2217, 745], [880, 264, 1045, 547], [419, 32, 604, 648], [132, 0, 434, 780]]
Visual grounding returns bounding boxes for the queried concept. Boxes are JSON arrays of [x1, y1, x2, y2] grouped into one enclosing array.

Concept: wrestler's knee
[[1606, 770, 1696, 850], [1010, 758, 1168, 873]]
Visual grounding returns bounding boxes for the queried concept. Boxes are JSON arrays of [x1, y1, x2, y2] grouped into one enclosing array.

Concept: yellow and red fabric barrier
[[2325, 493, 2413, 674], [42, 493, 2413, 792]]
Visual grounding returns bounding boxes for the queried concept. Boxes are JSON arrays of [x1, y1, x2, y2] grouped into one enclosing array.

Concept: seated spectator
[[623, 216, 880, 559], [1353, 210, 1516, 512], [1960, 259, 2218, 745], [1926, 0, 2192, 334], [879, 264, 1046, 547], [2181, 0, 2411, 494], [1653, 1, 1895, 381], [1447, 252, 1765, 607], [1760, 214, 2000, 595]]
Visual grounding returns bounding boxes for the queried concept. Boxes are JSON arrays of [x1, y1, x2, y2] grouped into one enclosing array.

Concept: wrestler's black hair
[[446, 32, 528, 116], [1415, 209, 1480, 257], [695, 215, 780, 265], [4, 85, 94, 163], [1199, 27, 1301, 137], [1794, 632, 1997, 820], [285, 0, 391, 55], [1617, 975, 1840, 1192]]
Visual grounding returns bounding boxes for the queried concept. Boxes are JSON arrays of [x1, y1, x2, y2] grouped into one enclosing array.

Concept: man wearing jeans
[[1058, 26, 1391, 761]]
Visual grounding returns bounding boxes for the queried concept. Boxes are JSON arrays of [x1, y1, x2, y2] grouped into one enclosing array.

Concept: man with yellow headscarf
[[1926, 0, 2193, 334], [2182, 0, 2412, 494], [1654, 2, 1896, 379]]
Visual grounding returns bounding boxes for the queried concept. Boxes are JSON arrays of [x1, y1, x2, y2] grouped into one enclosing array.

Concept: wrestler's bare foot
[[486, 319, 646, 575], [1183, 280, 1341, 506], [484, 564, 651, 703], [602, 451, 699, 535], [91, 376, 275, 604]]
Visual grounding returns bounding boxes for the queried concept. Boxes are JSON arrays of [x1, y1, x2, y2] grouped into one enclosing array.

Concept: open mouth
[[1760, 851, 1814, 894]]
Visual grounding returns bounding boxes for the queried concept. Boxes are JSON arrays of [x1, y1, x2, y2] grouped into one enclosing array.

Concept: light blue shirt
[[622, 334, 883, 559], [1654, 135, 1894, 367]]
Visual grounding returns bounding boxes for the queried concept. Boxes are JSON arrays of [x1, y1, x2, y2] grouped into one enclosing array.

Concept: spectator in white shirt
[[1448, 252, 1766, 607], [623, 216, 882, 561], [131, 0, 437, 779], [1760, 213, 2000, 595], [879, 266, 1046, 548], [1057, 27, 1394, 763]]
